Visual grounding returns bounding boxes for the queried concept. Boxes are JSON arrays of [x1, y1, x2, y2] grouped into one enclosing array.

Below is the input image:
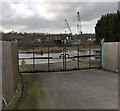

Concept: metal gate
[[18, 43, 101, 73]]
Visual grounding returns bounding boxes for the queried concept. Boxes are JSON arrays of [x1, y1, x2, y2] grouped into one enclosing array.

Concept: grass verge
[[4, 73, 24, 109]]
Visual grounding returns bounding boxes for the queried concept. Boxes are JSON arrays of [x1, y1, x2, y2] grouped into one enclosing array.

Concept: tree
[[95, 11, 120, 42]]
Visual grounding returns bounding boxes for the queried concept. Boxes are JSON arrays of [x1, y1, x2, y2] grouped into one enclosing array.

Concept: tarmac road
[[14, 69, 118, 109]]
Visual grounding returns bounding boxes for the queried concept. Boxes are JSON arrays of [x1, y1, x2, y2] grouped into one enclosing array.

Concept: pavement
[[14, 69, 118, 109]]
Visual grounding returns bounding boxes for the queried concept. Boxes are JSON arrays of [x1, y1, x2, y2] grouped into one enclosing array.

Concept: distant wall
[[0, 41, 2, 110], [2, 41, 18, 106], [103, 42, 119, 72]]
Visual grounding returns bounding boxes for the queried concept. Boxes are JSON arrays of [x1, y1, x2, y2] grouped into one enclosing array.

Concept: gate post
[[62, 39, 65, 71], [89, 41, 91, 68], [48, 45, 50, 72], [78, 45, 79, 69], [63, 43, 65, 71], [33, 45, 35, 72], [64, 44, 66, 70], [100, 38, 104, 68]]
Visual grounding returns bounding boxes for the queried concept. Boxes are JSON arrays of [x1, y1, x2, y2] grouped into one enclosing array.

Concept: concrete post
[[0, 41, 2, 110], [118, 42, 120, 111], [118, 42, 120, 73]]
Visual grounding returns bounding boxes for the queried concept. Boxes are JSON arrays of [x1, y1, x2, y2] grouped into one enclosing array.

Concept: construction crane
[[77, 12, 82, 35], [65, 19, 72, 34]]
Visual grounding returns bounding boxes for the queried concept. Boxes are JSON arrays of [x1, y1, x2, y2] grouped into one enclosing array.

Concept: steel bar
[[48, 45, 50, 71], [19, 55, 100, 60], [73, 55, 100, 58], [33, 46, 35, 72], [89, 41, 91, 68], [63, 43, 65, 71], [65, 44, 66, 70], [78, 45, 80, 69]]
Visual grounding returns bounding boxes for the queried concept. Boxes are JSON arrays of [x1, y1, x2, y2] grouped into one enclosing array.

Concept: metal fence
[[18, 43, 101, 73]]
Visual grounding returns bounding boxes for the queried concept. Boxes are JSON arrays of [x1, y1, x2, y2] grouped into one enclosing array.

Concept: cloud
[[1, 2, 118, 33], [1, 0, 119, 2]]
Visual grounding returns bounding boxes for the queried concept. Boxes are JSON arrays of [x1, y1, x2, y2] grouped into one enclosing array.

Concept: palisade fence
[[2, 41, 18, 108], [18, 43, 101, 72]]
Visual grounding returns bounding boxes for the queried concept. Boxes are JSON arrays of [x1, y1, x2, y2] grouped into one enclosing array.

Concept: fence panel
[[19, 43, 101, 72], [2, 41, 18, 105], [0, 41, 2, 110], [118, 42, 120, 73], [103, 42, 119, 71]]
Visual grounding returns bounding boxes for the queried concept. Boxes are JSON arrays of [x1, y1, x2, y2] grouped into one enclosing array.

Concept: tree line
[[95, 11, 120, 42]]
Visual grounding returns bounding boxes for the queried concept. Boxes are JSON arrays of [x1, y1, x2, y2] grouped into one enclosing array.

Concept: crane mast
[[77, 12, 82, 35], [65, 19, 72, 34]]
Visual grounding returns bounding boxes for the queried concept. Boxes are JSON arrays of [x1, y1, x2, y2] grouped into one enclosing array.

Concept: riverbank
[[19, 45, 100, 54], [3, 74, 24, 109]]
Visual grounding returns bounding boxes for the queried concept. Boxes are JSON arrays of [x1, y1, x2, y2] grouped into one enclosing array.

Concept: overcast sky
[[0, 0, 118, 34]]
